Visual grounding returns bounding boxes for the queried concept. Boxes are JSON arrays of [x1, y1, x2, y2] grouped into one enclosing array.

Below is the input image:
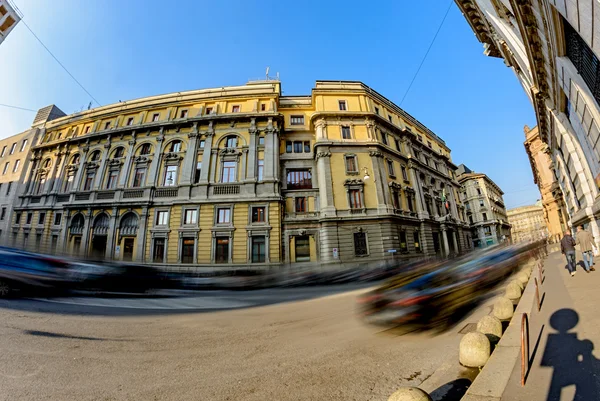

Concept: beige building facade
[[0, 0, 19, 45], [508, 203, 549, 243], [457, 164, 511, 247], [524, 125, 568, 243], [455, 0, 600, 248]]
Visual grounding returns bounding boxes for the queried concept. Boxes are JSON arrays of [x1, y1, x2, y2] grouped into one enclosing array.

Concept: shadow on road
[[540, 308, 600, 401], [23, 329, 129, 342], [429, 378, 471, 401]]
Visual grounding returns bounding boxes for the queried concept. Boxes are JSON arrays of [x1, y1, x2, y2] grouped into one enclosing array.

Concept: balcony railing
[[284, 212, 320, 220], [30, 197, 41, 204], [154, 188, 178, 198], [75, 193, 90, 201], [123, 189, 144, 199], [212, 185, 240, 195], [56, 194, 70, 203], [97, 191, 115, 200]]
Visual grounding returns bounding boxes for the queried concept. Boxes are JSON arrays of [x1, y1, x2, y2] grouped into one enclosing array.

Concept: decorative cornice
[[344, 178, 364, 186], [369, 150, 383, 158], [315, 151, 331, 159], [164, 152, 182, 161]]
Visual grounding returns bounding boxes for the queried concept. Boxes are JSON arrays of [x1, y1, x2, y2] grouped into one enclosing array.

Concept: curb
[[460, 264, 539, 401]]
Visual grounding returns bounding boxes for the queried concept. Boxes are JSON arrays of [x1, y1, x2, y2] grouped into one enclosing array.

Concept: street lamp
[[363, 167, 370, 181]]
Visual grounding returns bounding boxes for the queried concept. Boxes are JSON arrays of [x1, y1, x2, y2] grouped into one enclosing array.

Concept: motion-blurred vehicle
[[0, 249, 72, 297]]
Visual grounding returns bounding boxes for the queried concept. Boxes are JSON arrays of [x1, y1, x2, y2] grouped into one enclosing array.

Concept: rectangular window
[[414, 231, 421, 252], [156, 211, 169, 225], [251, 206, 265, 223], [479, 199, 484, 207], [338, 100, 347, 111], [251, 236, 266, 263], [293, 141, 303, 153], [1, 146, 6, 157], [221, 161, 236, 183], [417, 134, 423, 142], [401, 166, 408, 181], [26, 213, 32, 225], [153, 238, 165, 263], [181, 238, 194, 263], [564, 19, 600, 107], [215, 237, 230, 263], [184, 209, 198, 225], [395, 138, 401, 151], [374, 107, 380, 115], [104, 122, 111, 130], [180, 110, 188, 119], [388, 115, 393, 123], [259, 136, 265, 146], [199, 140, 205, 149], [54, 213, 62, 225], [341, 126, 351, 139], [20, 140, 28, 152], [349, 189, 362, 209], [84, 126, 90, 134], [286, 170, 312, 189], [477, 188, 481, 195], [295, 235, 311, 262], [35, 177, 46, 194], [38, 213, 45, 225], [427, 141, 432, 148], [304, 141, 310, 153], [257, 159, 264, 181], [345, 155, 358, 173], [406, 193, 414, 212], [152, 113, 160, 122], [106, 170, 119, 189], [387, 160, 395, 176], [132, 167, 146, 187], [83, 173, 94, 191], [163, 165, 178, 186], [295, 197, 307, 213], [205, 107, 213, 115], [392, 190, 401, 210], [260, 104, 266, 111], [286, 141, 293, 153], [290, 115, 304, 125], [0, 207, 5, 220], [381, 133, 388, 145], [2, 162, 8, 175], [127, 117, 134, 126], [399, 231, 408, 252], [232, 105, 240, 113], [6, 182, 11, 195], [482, 212, 488, 221], [12, 159, 19, 172], [9, 143, 16, 154], [194, 162, 202, 183], [354, 232, 368, 256], [217, 208, 231, 224], [15, 212, 21, 224]]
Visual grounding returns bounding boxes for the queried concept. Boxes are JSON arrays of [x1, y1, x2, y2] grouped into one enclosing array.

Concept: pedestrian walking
[[561, 230, 577, 276], [576, 225, 596, 273]]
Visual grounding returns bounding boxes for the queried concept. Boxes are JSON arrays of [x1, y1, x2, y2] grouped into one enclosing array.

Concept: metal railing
[[154, 188, 178, 198], [123, 189, 144, 199], [212, 185, 240, 195]]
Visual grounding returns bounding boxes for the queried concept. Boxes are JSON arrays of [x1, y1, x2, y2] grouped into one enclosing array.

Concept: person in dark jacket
[[561, 230, 577, 276]]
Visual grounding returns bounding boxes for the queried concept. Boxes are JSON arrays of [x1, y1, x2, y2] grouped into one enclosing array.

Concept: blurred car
[[0, 250, 72, 297], [67, 262, 174, 294]]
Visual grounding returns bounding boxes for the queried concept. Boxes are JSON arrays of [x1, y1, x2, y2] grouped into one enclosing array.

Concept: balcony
[[56, 194, 70, 203], [30, 196, 41, 204], [154, 188, 178, 198], [284, 212, 320, 221], [75, 193, 91, 201], [212, 184, 240, 196], [97, 190, 115, 200], [123, 189, 144, 199]]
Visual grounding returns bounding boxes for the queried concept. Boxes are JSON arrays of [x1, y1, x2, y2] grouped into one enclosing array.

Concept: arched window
[[224, 136, 237, 148], [90, 150, 100, 161], [93, 213, 110, 235], [43, 159, 52, 169], [120, 213, 139, 236], [71, 154, 80, 165], [70, 214, 85, 235], [140, 143, 151, 155], [169, 140, 182, 153], [113, 147, 124, 158]]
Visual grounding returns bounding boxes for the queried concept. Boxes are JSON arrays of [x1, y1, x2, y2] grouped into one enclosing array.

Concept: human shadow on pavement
[[540, 308, 600, 401], [429, 378, 471, 401]]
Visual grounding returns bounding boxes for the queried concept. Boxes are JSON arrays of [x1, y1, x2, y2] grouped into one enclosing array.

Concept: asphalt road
[[0, 285, 493, 401]]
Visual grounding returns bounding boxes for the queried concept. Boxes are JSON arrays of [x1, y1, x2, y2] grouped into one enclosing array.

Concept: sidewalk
[[501, 250, 600, 401]]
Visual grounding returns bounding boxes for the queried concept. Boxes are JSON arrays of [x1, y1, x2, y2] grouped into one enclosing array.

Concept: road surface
[[0, 285, 492, 401]]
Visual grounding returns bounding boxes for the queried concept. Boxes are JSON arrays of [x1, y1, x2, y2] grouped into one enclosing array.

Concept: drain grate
[[458, 323, 477, 334]]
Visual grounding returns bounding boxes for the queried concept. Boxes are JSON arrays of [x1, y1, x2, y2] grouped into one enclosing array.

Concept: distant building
[[0, 0, 20, 45], [457, 164, 511, 247], [508, 203, 549, 243], [0, 105, 65, 244], [524, 125, 568, 243]]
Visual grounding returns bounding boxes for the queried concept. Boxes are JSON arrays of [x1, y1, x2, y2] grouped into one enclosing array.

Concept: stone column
[[263, 118, 278, 181], [118, 136, 136, 188], [72, 146, 90, 192], [315, 119, 328, 141], [199, 127, 214, 183], [441, 225, 449, 257], [105, 207, 118, 259], [316, 151, 335, 217], [51, 149, 69, 193], [58, 210, 70, 254], [44, 148, 63, 193], [246, 123, 258, 181], [147, 129, 165, 187], [408, 161, 428, 218], [136, 206, 149, 262], [93, 142, 112, 191], [240, 149, 249, 181], [81, 208, 92, 257], [452, 230, 458, 254], [369, 150, 391, 213], [179, 124, 199, 186]]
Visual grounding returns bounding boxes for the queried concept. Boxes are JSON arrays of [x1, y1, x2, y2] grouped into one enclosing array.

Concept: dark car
[[68, 262, 173, 294], [0, 250, 72, 297]]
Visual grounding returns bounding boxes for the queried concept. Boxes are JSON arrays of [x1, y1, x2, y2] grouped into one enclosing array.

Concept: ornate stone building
[[12, 80, 469, 270], [524, 125, 567, 243], [508, 202, 549, 243], [455, 0, 600, 247], [456, 164, 511, 247], [0, 0, 20, 45]]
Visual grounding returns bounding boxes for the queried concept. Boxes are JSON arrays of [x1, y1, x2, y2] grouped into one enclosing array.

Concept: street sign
[[333, 248, 339, 259], [388, 249, 397, 253]]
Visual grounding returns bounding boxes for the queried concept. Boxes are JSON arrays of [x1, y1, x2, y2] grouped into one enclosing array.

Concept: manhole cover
[[458, 323, 477, 334]]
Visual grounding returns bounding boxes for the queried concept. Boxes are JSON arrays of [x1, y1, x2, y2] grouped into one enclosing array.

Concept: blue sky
[[0, 0, 538, 208]]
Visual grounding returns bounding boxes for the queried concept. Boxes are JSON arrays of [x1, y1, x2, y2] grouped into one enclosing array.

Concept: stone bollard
[[513, 279, 524, 290], [493, 297, 514, 320], [516, 271, 530, 285], [506, 280, 523, 300], [459, 332, 491, 367], [388, 387, 432, 401], [477, 315, 503, 344]]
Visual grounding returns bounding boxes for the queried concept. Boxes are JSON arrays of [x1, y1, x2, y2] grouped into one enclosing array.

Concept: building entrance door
[[123, 238, 134, 261], [91, 236, 107, 259], [432, 232, 441, 256]]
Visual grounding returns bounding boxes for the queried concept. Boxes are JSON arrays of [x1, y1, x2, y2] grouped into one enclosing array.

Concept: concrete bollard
[[388, 387, 432, 401], [493, 297, 514, 320], [513, 279, 524, 290], [506, 280, 523, 300], [459, 332, 491, 367], [477, 315, 503, 344], [516, 271, 530, 285]]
